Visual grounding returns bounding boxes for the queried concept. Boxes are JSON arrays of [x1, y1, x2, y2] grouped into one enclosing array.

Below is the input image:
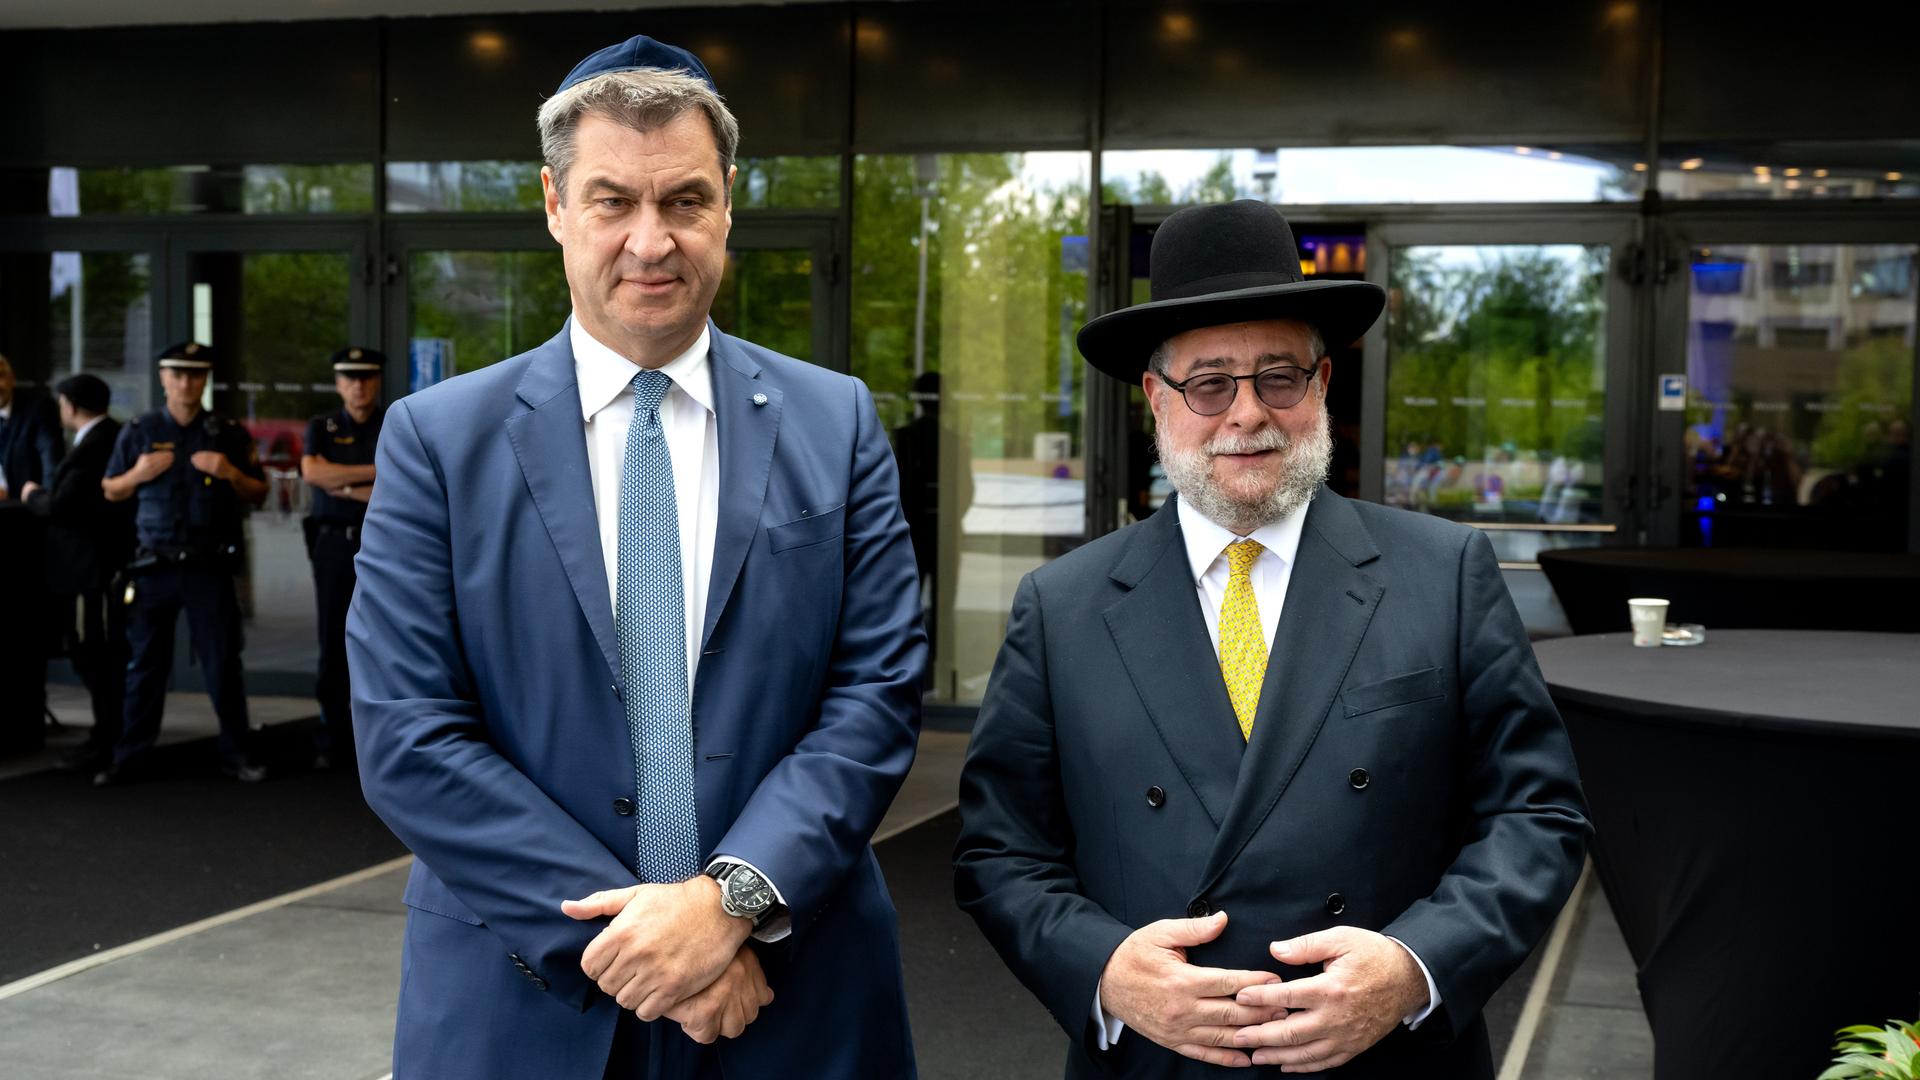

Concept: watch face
[[726, 869, 775, 914]]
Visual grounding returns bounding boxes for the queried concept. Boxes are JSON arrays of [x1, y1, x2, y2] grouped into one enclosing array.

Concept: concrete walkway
[[0, 721, 1651, 1078]]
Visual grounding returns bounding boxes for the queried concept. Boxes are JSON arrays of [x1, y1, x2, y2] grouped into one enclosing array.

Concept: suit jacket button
[[1186, 899, 1211, 918], [1325, 893, 1347, 916], [612, 797, 635, 816], [1348, 768, 1371, 790], [1145, 786, 1166, 808], [531, 976, 549, 991]]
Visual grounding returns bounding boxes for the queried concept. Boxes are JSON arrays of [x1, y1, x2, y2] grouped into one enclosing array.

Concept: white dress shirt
[[574, 318, 719, 686], [573, 318, 789, 940], [1092, 497, 1440, 1049]]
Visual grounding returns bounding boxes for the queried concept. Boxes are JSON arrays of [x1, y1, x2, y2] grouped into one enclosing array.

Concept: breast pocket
[[766, 504, 845, 553], [1341, 666, 1446, 718]]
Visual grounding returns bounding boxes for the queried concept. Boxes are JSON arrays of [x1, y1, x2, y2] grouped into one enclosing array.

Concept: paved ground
[[1, 700, 1651, 1078]]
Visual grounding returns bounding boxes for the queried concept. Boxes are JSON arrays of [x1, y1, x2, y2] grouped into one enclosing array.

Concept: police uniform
[[304, 346, 384, 767], [99, 342, 266, 783]]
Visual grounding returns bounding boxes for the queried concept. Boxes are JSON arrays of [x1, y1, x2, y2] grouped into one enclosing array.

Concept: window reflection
[[1384, 244, 1611, 562], [852, 152, 1089, 704], [42, 165, 373, 215], [1684, 243, 1915, 550], [1101, 146, 1641, 205]]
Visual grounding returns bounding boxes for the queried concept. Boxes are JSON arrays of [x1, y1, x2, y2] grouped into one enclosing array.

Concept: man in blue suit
[[348, 35, 926, 1079], [955, 202, 1589, 1077]]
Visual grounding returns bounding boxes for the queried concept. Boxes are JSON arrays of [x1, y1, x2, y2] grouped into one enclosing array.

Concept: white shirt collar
[[75, 415, 106, 445], [572, 317, 715, 423], [1177, 495, 1311, 583]]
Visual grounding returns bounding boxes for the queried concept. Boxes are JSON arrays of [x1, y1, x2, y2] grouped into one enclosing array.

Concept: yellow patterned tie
[[1219, 540, 1267, 741]]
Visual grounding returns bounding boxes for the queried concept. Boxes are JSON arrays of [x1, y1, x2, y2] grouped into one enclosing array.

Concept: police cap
[[330, 346, 387, 377], [157, 341, 216, 371]]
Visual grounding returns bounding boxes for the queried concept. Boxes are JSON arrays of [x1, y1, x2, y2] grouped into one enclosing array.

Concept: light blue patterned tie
[[617, 369, 700, 883]]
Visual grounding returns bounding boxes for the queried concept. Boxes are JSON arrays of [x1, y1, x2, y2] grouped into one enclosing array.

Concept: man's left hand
[[561, 876, 752, 1020], [189, 450, 231, 481], [1228, 927, 1429, 1072], [18, 481, 40, 501]]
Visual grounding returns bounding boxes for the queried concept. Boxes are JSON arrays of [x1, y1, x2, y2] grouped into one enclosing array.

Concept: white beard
[[1156, 400, 1333, 533]]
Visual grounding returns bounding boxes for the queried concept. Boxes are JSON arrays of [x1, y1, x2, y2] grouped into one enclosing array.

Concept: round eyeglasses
[[1159, 364, 1319, 416]]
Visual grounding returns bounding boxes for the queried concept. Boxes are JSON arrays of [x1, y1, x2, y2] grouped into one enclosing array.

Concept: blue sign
[[410, 338, 454, 393]]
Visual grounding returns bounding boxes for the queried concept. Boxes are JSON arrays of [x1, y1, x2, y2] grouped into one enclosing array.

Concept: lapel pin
[[751, 393, 768, 407]]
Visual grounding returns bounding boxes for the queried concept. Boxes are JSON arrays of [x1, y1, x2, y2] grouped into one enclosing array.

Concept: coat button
[[1186, 899, 1212, 918], [1349, 768, 1371, 790], [612, 797, 635, 816], [1145, 786, 1166, 808], [1325, 893, 1347, 916], [531, 976, 549, 991]]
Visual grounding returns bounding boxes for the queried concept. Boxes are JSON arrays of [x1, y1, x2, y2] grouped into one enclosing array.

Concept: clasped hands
[[1097, 911, 1428, 1072], [562, 876, 774, 1044]]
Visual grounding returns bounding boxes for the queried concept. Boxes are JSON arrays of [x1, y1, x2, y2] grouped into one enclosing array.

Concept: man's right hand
[[130, 449, 174, 483], [1097, 911, 1286, 1069], [663, 943, 774, 1044]]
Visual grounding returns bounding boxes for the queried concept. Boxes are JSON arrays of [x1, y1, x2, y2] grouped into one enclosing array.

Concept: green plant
[[1820, 1019, 1920, 1079]]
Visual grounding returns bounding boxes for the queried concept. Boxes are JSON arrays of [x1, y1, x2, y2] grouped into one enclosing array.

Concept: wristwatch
[[706, 862, 777, 926]]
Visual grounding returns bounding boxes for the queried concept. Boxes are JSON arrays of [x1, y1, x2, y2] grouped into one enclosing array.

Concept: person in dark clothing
[[0, 352, 66, 754], [21, 374, 134, 770], [300, 346, 385, 770], [0, 352, 64, 501], [97, 342, 269, 786]]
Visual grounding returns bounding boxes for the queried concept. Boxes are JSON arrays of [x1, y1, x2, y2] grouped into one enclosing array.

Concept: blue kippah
[[555, 34, 716, 95]]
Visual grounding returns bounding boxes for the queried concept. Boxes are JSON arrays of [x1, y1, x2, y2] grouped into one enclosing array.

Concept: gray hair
[[1147, 321, 1326, 379], [537, 67, 741, 204]]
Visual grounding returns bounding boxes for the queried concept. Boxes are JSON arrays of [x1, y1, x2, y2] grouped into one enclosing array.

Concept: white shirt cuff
[[1386, 936, 1441, 1029], [1090, 986, 1126, 1049], [705, 857, 791, 943]]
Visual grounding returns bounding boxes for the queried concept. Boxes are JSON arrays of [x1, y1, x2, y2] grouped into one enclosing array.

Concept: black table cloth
[[1538, 547, 1920, 636], [1535, 630, 1920, 1080]]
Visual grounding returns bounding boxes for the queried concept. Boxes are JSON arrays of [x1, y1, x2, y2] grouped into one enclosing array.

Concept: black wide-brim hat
[[1076, 200, 1386, 381]]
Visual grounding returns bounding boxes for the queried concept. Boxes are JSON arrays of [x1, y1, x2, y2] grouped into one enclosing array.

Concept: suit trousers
[[309, 523, 359, 758], [115, 562, 253, 769], [602, 1012, 721, 1080], [66, 587, 129, 754]]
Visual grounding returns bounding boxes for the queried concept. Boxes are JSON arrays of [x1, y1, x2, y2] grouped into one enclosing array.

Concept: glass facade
[[42, 251, 152, 417], [185, 248, 355, 678], [407, 250, 570, 384], [1384, 244, 1612, 563], [40, 165, 375, 215], [1102, 146, 1643, 206], [852, 152, 1090, 703], [1684, 243, 1915, 549]]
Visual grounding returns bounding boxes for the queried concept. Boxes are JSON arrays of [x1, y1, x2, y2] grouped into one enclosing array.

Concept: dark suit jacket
[[955, 490, 1590, 1079], [26, 417, 132, 593], [348, 322, 926, 1079], [2, 390, 63, 498]]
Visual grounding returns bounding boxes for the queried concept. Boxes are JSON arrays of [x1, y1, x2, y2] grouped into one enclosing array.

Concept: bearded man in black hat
[[956, 200, 1589, 1077]]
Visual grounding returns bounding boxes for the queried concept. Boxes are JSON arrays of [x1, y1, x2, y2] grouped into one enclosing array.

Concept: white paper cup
[[1627, 598, 1669, 647]]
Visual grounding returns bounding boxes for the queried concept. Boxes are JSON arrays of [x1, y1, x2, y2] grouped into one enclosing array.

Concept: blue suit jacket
[[348, 323, 926, 1079], [955, 492, 1590, 1078]]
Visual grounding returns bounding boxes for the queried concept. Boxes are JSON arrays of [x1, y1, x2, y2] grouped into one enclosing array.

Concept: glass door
[[1367, 218, 1639, 635], [1653, 214, 1919, 552], [171, 223, 374, 695]]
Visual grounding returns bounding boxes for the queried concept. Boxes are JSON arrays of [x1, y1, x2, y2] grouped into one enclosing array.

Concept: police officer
[[299, 346, 383, 771], [98, 342, 269, 785]]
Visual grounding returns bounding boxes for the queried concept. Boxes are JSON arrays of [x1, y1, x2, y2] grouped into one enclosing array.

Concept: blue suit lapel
[[504, 329, 620, 681], [1195, 487, 1384, 895], [701, 326, 782, 651]]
